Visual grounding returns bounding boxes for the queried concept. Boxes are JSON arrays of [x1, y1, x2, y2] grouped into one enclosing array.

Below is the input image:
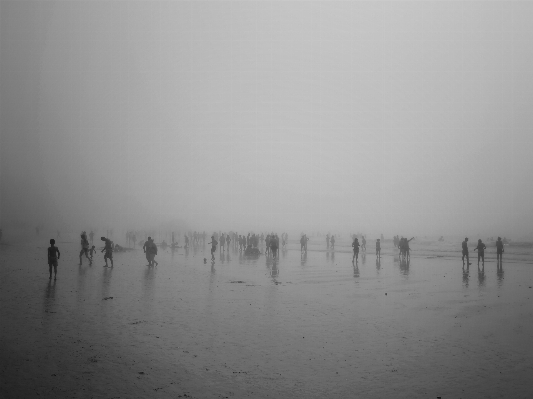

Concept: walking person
[[101, 236, 114, 268]]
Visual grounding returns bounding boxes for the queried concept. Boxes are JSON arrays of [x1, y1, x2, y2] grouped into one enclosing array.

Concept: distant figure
[[79, 232, 91, 265], [184, 234, 189, 248], [376, 239, 381, 258], [352, 237, 360, 262], [361, 236, 366, 251], [208, 236, 218, 260], [89, 245, 96, 260], [131, 233, 136, 248], [89, 231, 94, 244], [101, 237, 114, 267], [330, 235, 335, 250], [270, 234, 279, 258], [300, 234, 308, 252], [143, 237, 151, 265], [326, 233, 330, 250], [474, 239, 486, 265], [220, 233, 225, 252], [462, 237, 471, 266], [147, 237, 158, 266], [47, 238, 60, 280], [496, 237, 504, 261], [226, 234, 231, 250]]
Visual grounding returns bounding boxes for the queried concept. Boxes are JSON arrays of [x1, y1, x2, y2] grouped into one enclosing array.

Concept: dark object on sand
[[245, 247, 261, 257]]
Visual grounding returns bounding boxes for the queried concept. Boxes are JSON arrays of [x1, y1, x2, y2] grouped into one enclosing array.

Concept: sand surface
[[1, 239, 533, 398]]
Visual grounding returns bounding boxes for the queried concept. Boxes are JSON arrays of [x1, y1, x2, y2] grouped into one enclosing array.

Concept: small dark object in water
[[103, 296, 113, 300], [204, 258, 207, 263]]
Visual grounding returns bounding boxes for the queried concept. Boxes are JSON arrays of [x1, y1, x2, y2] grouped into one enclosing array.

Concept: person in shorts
[[89, 245, 96, 260], [474, 239, 487, 266], [101, 237, 114, 267], [48, 239, 60, 280]]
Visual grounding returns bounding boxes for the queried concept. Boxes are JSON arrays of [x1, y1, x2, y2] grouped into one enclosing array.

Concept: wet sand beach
[[1, 241, 533, 398]]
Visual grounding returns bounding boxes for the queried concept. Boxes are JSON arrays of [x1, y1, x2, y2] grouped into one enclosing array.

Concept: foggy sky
[[1, 1, 533, 238]]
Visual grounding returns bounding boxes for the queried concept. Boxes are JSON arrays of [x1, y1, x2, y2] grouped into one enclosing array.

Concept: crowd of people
[[37, 228, 512, 280]]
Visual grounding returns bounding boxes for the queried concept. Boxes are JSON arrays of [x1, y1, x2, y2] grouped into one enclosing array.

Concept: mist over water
[[2, 2, 533, 239]]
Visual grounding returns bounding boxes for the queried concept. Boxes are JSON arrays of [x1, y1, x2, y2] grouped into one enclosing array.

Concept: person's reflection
[[184, 246, 189, 258], [353, 262, 360, 278], [42, 280, 57, 330], [281, 247, 287, 259], [220, 252, 225, 264], [362, 252, 366, 265], [102, 267, 113, 299], [301, 251, 307, 266], [143, 266, 155, 302], [326, 251, 330, 262], [477, 264, 486, 287], [211, 262, 215, 274], [271, 260, 279, 279], [225, 252, 230, 263], [331, 251, 335, 263], [462, 265, 470, 288], [496, 260, 504, 287], [375, 257, 381, 274], [400, 258, 410, 276]]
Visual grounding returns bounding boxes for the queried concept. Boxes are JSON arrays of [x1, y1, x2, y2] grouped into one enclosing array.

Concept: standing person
[[208, 236, 218, 261], [474, 239, 487, 266], [326, 233, 330, 250], [496, 237, 504, 261], [47, 239, 61, 280], [376, 238, 381, 258], [132, 233, 136, 248], [220, 233, 225, 252], [300, 234, 307, 253], [226, 233, 231, 250], [362, 235, 366, 251], [101, 237, 114, 267], [184, 234, 189, 248], [271, 234, 279, 259], [462, 237, 471, 266], [352, 237, 360, 262], [89, 245, 96, 260], [148, 237, 158, 266], [79, 232, 92, 265], [330, 235, 335, 250]]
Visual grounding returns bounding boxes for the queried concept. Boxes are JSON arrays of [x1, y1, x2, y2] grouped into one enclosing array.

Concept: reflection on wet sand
[[497, 260, 504, 288], [477, 265, 486, 287], [300, 251, 307, 266], [42, 280, 57, 331], [463, 265, 470, 288], [353, 263, 359, 278], [399, 258, 410, 276], [375, 257, 381, 274]]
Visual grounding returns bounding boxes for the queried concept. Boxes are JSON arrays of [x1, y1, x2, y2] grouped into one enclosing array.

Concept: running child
[[89, 245, 96, 260], [47, 239, 60, 280]]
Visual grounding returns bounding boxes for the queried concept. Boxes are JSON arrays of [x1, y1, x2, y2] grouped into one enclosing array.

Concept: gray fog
[[1, 1, 532, 239]]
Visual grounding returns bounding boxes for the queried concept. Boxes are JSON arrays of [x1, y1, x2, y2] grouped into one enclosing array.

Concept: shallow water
[[1, 241, 532, 398]]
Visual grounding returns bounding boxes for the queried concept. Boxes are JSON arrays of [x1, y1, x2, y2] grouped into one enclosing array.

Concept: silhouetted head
[[50, 239, 55, 245], [497, 237, 501, 240], [465, 237, 468, 241], [478, 239, 482, 243], [101, 237, 106, 241], [92, 245, 95, 249]]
